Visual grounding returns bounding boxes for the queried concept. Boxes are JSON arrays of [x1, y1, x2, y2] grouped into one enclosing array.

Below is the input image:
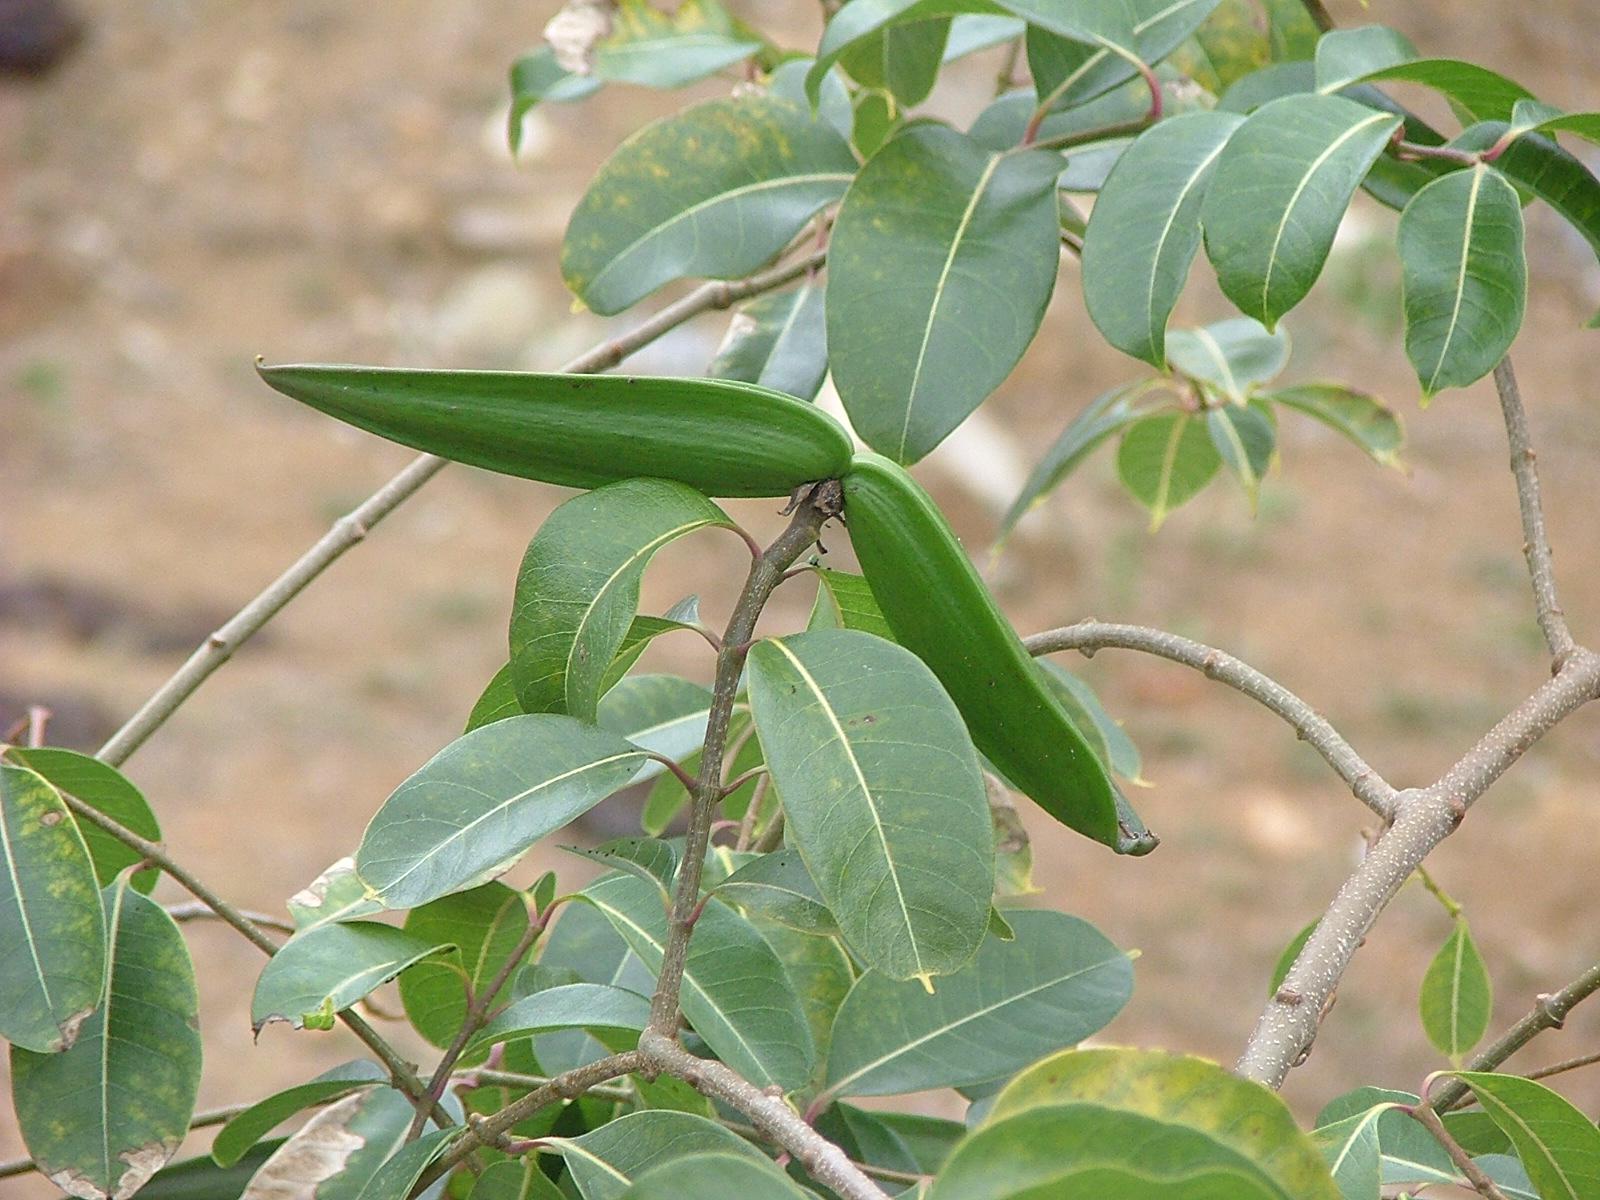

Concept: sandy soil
[[3, 0, 1600, 1190]]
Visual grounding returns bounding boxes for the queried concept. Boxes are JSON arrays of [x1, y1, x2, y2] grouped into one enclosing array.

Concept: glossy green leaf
[[1207, 403, 1276, 502], [11, 884, 200, 1200], [819, 1103, 965, 1185], [827, 125, 1063, 464], [465, 664, 524, 734], [211, 1061, 387, 1168], [966, 72, 1166, 155], [1268, 384, 1403, 465], [583, 873, 815, 1089], [1447, 1072, 1600, 1200], [1312, 24, 1416, 93], [356, 715, 645, 910], [399, 882, 530, 1049], [507, 50, 601, 150], [1420, 921, 1492, 1061], [1399, 164, 1526, 396], [551, 1109, 771, 1200], [239, 1087, 424, 1200], [1311, 1104, 1388, 1200], [708, 282, 828, 401], [1315, 26, 1532, 123], [821, 910, 1131, 1098], [1167, 317, 1290, 401], [999, 382, 1158, 536], [1027, 0, 1220, 115], [808, 567, 895, 641], [851, 89, 901, 158], [841, 19, 953, 108], [747, 629, 993, 981], [564, 837, 680, 896], [464, 983, 650, 1056], [252, 921, 455, 1032], [1504, 99, 1600, 147], [562, 96, 856, 314], [597, 674, 713, 784], [1220, 59, 1315, 113], [471, 1160, 566, 1200], [1168, 0, 1272, 95], [1117, 411, 1222, 529], [533, 901, 645, 1077], [1035, 661, 1143, 782], [993, 0, 1136, 52], [967, 1048, 1341, 1200], [717, 848, 838, 936], [945, 14, 1025, 59], [287, 856, 382, 931], [351, 1128, 457, 1200], [755, 920, 855, 1074], [511, 479, 731, 721], [1082, 110, 1244, 367], [6, 748, 160, 893], [769, 57, 853, 140], [0, 762, 107, 1053], [1457, 120, 1600, 279], [1202, 93, 1400, 328], [620, 1154, 810, 1200]]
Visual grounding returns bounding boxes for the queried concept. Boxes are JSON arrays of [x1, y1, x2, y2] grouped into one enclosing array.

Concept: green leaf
[[1027, 0, 1222, 114], [550, 1109, 771, 1200], [1268, 919, 1317, 994], [1447, 1072, 1600, 1200], [465, 664, 524, 734], [620, 1154, 811, 1199], [1207, 403, 1276, 503], [562, 95, 856, 314], [999, 382, 1158, 537], [808, 567, 895, 641], [464, 983, 651, 1056], [597, 674, 714, 783], [1116, 410, 1222, 529], [1504, 98, 1600, 147], [1166, 317, 1290, 401], [1220, 60, 1315, 113], [1311, 1104, 1389, 1200], [534, 901, 644, 1076], [211, 1061, 387, 1168], [471, 1160, 566, 1200], [841, 19, 953, 108], [851, 89, 902, 158], [355, 715, 645, 910], [708, 282, 829, 401], [945, 14, 1025, 60], [1267, 384, 1403, 466], [564, 837, 681, 896], [960, 1047, 1341, 1200], [239, 1086, 426, 1200], [251, 921, 455, 1032], [288, 856, 382, 931], [747, 629, 994, 981], [140, 1141, 284, 1200], [0, 763, 107, 1053], [1457, 120, 1600, 278], [583, 873, 816, 1089], [5, 748, 160, 893], [1261, 0, 1317, 59], [1420, 920, 1493, 1062], [716, 848, 838, 936], [1202, 94, 1400, 328], [1399, 164, 1526, 396], [818, 1103, 966, 1181], [11, 884, 200, 1200], [507, 50, 601, 150], [1081, 110, 1244, 367], [992, 0, 1136, 51], [350, 1128, 457, 1200], [399, 882, 530, 1049], [1314, 26, 1532, 123], [821, 910, 1131, 1098], [510, 479, 732, 721], [754, 921, 855, 1073], [769, 58, 854, 140], [1167, 0, 1272, 95], [828, 125, 1063, 464], [1036, 661, 1143, 782]]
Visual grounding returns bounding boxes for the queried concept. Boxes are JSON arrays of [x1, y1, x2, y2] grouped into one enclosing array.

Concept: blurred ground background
[[3, 0, 1600, 1186]]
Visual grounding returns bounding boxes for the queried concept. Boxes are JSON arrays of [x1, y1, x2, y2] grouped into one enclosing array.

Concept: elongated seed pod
[[843, 452, 1157, 856], [256, 364, 856, 499]]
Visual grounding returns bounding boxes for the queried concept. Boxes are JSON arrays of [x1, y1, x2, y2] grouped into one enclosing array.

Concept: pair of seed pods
[[258, 363, 1155, 856]]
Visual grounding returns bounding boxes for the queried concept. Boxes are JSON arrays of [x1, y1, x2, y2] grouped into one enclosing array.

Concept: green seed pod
[[842, 452, 1157, 856], [255, 364, 856, 499]]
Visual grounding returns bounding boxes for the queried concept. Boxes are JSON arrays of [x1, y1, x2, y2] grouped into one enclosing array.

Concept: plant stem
[[1299, 0, 1335, 32], [93, 249, 828, 768], [461, 1068, 635, 1103], [1024, 622, 1397, 819], [1525, 1048, 1600, 1082], [54, 791, 451, 1127], [1405, 1104, 1510, 1200], [1432, 958, 1600, 1110], [164, 900, 296, 934], [646, 481, 841, 1037], [1494, 358, 1575, 663]]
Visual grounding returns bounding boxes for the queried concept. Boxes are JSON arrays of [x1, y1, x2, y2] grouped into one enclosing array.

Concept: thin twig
[[1237, 649, 1600, 1086], [1525, 1048, 1600, 1082], [165, 901, 296, 934], [1405, 1104, 1510, 1200], [93, 249, 829, 768], [1299, 0, 1334, 32], [1025, 622, 1398, 820], [55, 792, 450, 1127], [1494, 358, 1575, 663], [734, 773, 770, 852], [460, 1068, 634, 1103], [1433, 958, 1600, 1110], [647, 482, 841, 1038]]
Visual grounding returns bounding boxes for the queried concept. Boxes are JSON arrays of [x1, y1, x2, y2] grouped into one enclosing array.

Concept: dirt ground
[[3, 0, 1600, 1188]]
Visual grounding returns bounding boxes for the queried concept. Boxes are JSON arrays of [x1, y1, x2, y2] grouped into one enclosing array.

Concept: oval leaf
[[355, 714, 645, 910], [0, 762, 107, 1053], [597, 674, 714, 783], [562, 95, 856, 314], [1202, 93, 1400, 328], [550, 1109, 771, 1200], [1447, 1072, 1600, 1200], [1082, 110, 1244, 367], [1116, 410, 1222, 529], [6, 747, 161, 893], [464, 983, 651, 1056], [12, 884, 200, 1200], [1419, 920, 1492, 1062], [583, 874, 816, 1090], [828, 125, 1063, 464], [1399, 163, 1526, 396], [510, 479, 731, 721], [716, 848, 838, 937], [822, 910, 1132, 1098], [211, 1061, 387, 1168], [252, 921, 456, 1032], [708, 282, 829, 402], [1267, 383, 1403, 465], [1166, 316, 1290, 402], [747, 629, 993, 981], [620, 1153, 810, 1200]]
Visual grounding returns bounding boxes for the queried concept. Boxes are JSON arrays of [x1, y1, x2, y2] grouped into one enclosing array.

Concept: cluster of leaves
[[6, 1, 1600, 1199]]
